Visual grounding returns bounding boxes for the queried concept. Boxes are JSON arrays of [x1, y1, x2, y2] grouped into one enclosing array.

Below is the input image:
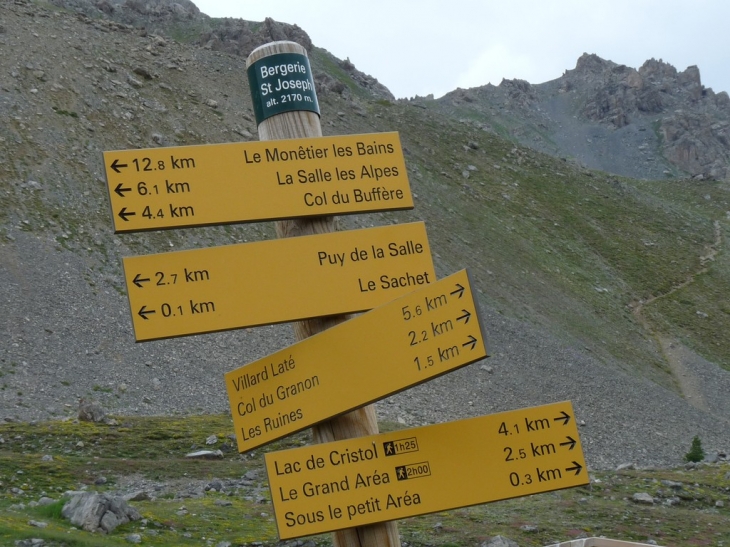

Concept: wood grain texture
[[246, 41, 400, 547]]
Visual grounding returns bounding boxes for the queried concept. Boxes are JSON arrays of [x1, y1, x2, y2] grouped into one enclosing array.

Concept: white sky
[[192, 0, 730, 100]]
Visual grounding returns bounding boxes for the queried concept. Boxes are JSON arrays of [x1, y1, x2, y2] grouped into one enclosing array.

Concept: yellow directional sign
[[225, 269, 487, 452], [103, 132, 413, 233], [265, 401, 588, 540], [123, 222, 434, 341]]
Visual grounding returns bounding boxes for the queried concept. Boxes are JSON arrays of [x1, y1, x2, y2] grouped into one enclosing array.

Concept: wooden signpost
[[103, 132, 413, 233], [246, 41, 401, 547], [103, 39, 590, 547], [225, 270, 487, 451], [122, 222, 434, 341], [265, 401, 588, 539]]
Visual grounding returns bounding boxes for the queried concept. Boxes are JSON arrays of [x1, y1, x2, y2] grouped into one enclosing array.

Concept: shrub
[[684, 435, 705, 463]]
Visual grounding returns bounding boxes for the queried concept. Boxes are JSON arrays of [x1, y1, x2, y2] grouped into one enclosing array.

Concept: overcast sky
[[192, 0, 730, 100]]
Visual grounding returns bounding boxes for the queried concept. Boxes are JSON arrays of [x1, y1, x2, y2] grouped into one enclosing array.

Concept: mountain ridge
[[46, 0, 730, 182], [431, 52, 730, 181]]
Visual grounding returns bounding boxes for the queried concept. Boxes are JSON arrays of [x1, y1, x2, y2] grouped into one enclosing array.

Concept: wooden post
[[246, 41, 401, 547]]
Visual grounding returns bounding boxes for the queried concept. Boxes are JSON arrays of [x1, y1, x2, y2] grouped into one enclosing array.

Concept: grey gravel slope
[[1, 1, 729, 473], [3, 228, 729, 470]]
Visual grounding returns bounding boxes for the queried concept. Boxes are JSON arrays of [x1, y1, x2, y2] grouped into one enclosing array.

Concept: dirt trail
[[631, 220, 722, 411]]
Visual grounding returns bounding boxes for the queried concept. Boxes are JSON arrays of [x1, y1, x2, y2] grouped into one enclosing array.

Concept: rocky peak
[[196, 17, 313, 58], [44, 0, 394, 101], [433, 52, 730, 181], [574, 52, 616, 74], [50, 0, 202, 25], [559, 54, 730, 178], [498, 78, 536, 108], [639, 58, 678, 82]]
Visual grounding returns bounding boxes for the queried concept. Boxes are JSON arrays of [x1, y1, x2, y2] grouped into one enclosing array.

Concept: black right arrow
[[450, 283, 465, 299], [462, 335, 478, 350], [565, 461, 583, 476], [110, 159, 128, 173], [560, 436, 577, 451], [114, 183, 132, 197], [118, 208, 136, 222], [138, 306, 156, 320], [133, 274, 150, 288], [554, 411, 571, 426], [456, 309, 471, 324]]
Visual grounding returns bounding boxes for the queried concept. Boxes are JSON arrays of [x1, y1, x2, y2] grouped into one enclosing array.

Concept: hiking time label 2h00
[[225, 269, 488, 452], [103, 132, 413, 233], [265, 401, 588, 540], [122, 222, 434, 341]]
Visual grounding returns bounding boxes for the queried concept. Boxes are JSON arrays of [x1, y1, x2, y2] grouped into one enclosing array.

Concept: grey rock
[[243, 470, 260, 481], [133, 66, 153, 80], [186, 449, 223, 459], [481, 535, 520, 547], [207, 479, 224, 491], [632, 492, 655, 504], [61, 492, 141, 533], [124, 491, 151, 502], [77, 399, 106, 423]]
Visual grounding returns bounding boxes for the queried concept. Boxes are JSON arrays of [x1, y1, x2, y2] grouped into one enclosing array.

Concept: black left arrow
[[450, 283, 465, 299], [118, 208, 136, 222], [554, 411, 571, 426], [133, 274, 150, 288], [560, 436, 577, 451], [114, 183, 132, 197], [462, 335, 478, 350], [565, 461, 583, 476], [138, 306, 156, 320], [110, 159, 128, 173]]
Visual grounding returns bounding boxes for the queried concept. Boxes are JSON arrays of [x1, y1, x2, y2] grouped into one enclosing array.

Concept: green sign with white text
[[248, 52, 320, 124]]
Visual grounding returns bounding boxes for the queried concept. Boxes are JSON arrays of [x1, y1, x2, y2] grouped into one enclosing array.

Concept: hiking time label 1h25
[[103, 132, 413, 233], [265, 401, 588, 540], [225, 269, 488, 452], [122, 222, 434, 341]]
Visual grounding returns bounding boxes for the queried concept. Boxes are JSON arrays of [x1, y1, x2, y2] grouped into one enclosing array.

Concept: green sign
[[248, 52, 320, 124]]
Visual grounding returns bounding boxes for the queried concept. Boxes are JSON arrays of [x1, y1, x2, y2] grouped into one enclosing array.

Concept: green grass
[[378, 104, 729, 385], [52, 106, 79, 118], [0, 416, 728, 546]]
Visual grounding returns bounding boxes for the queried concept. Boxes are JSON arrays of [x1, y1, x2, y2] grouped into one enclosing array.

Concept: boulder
[[62, 492, 141, 533]]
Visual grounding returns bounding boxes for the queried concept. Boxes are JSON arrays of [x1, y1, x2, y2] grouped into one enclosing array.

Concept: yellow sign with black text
[[104, 132, 413, 232], [123, 222, 434, 341], [265, 401, 588, 539], [225, 269, 487, 451]]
